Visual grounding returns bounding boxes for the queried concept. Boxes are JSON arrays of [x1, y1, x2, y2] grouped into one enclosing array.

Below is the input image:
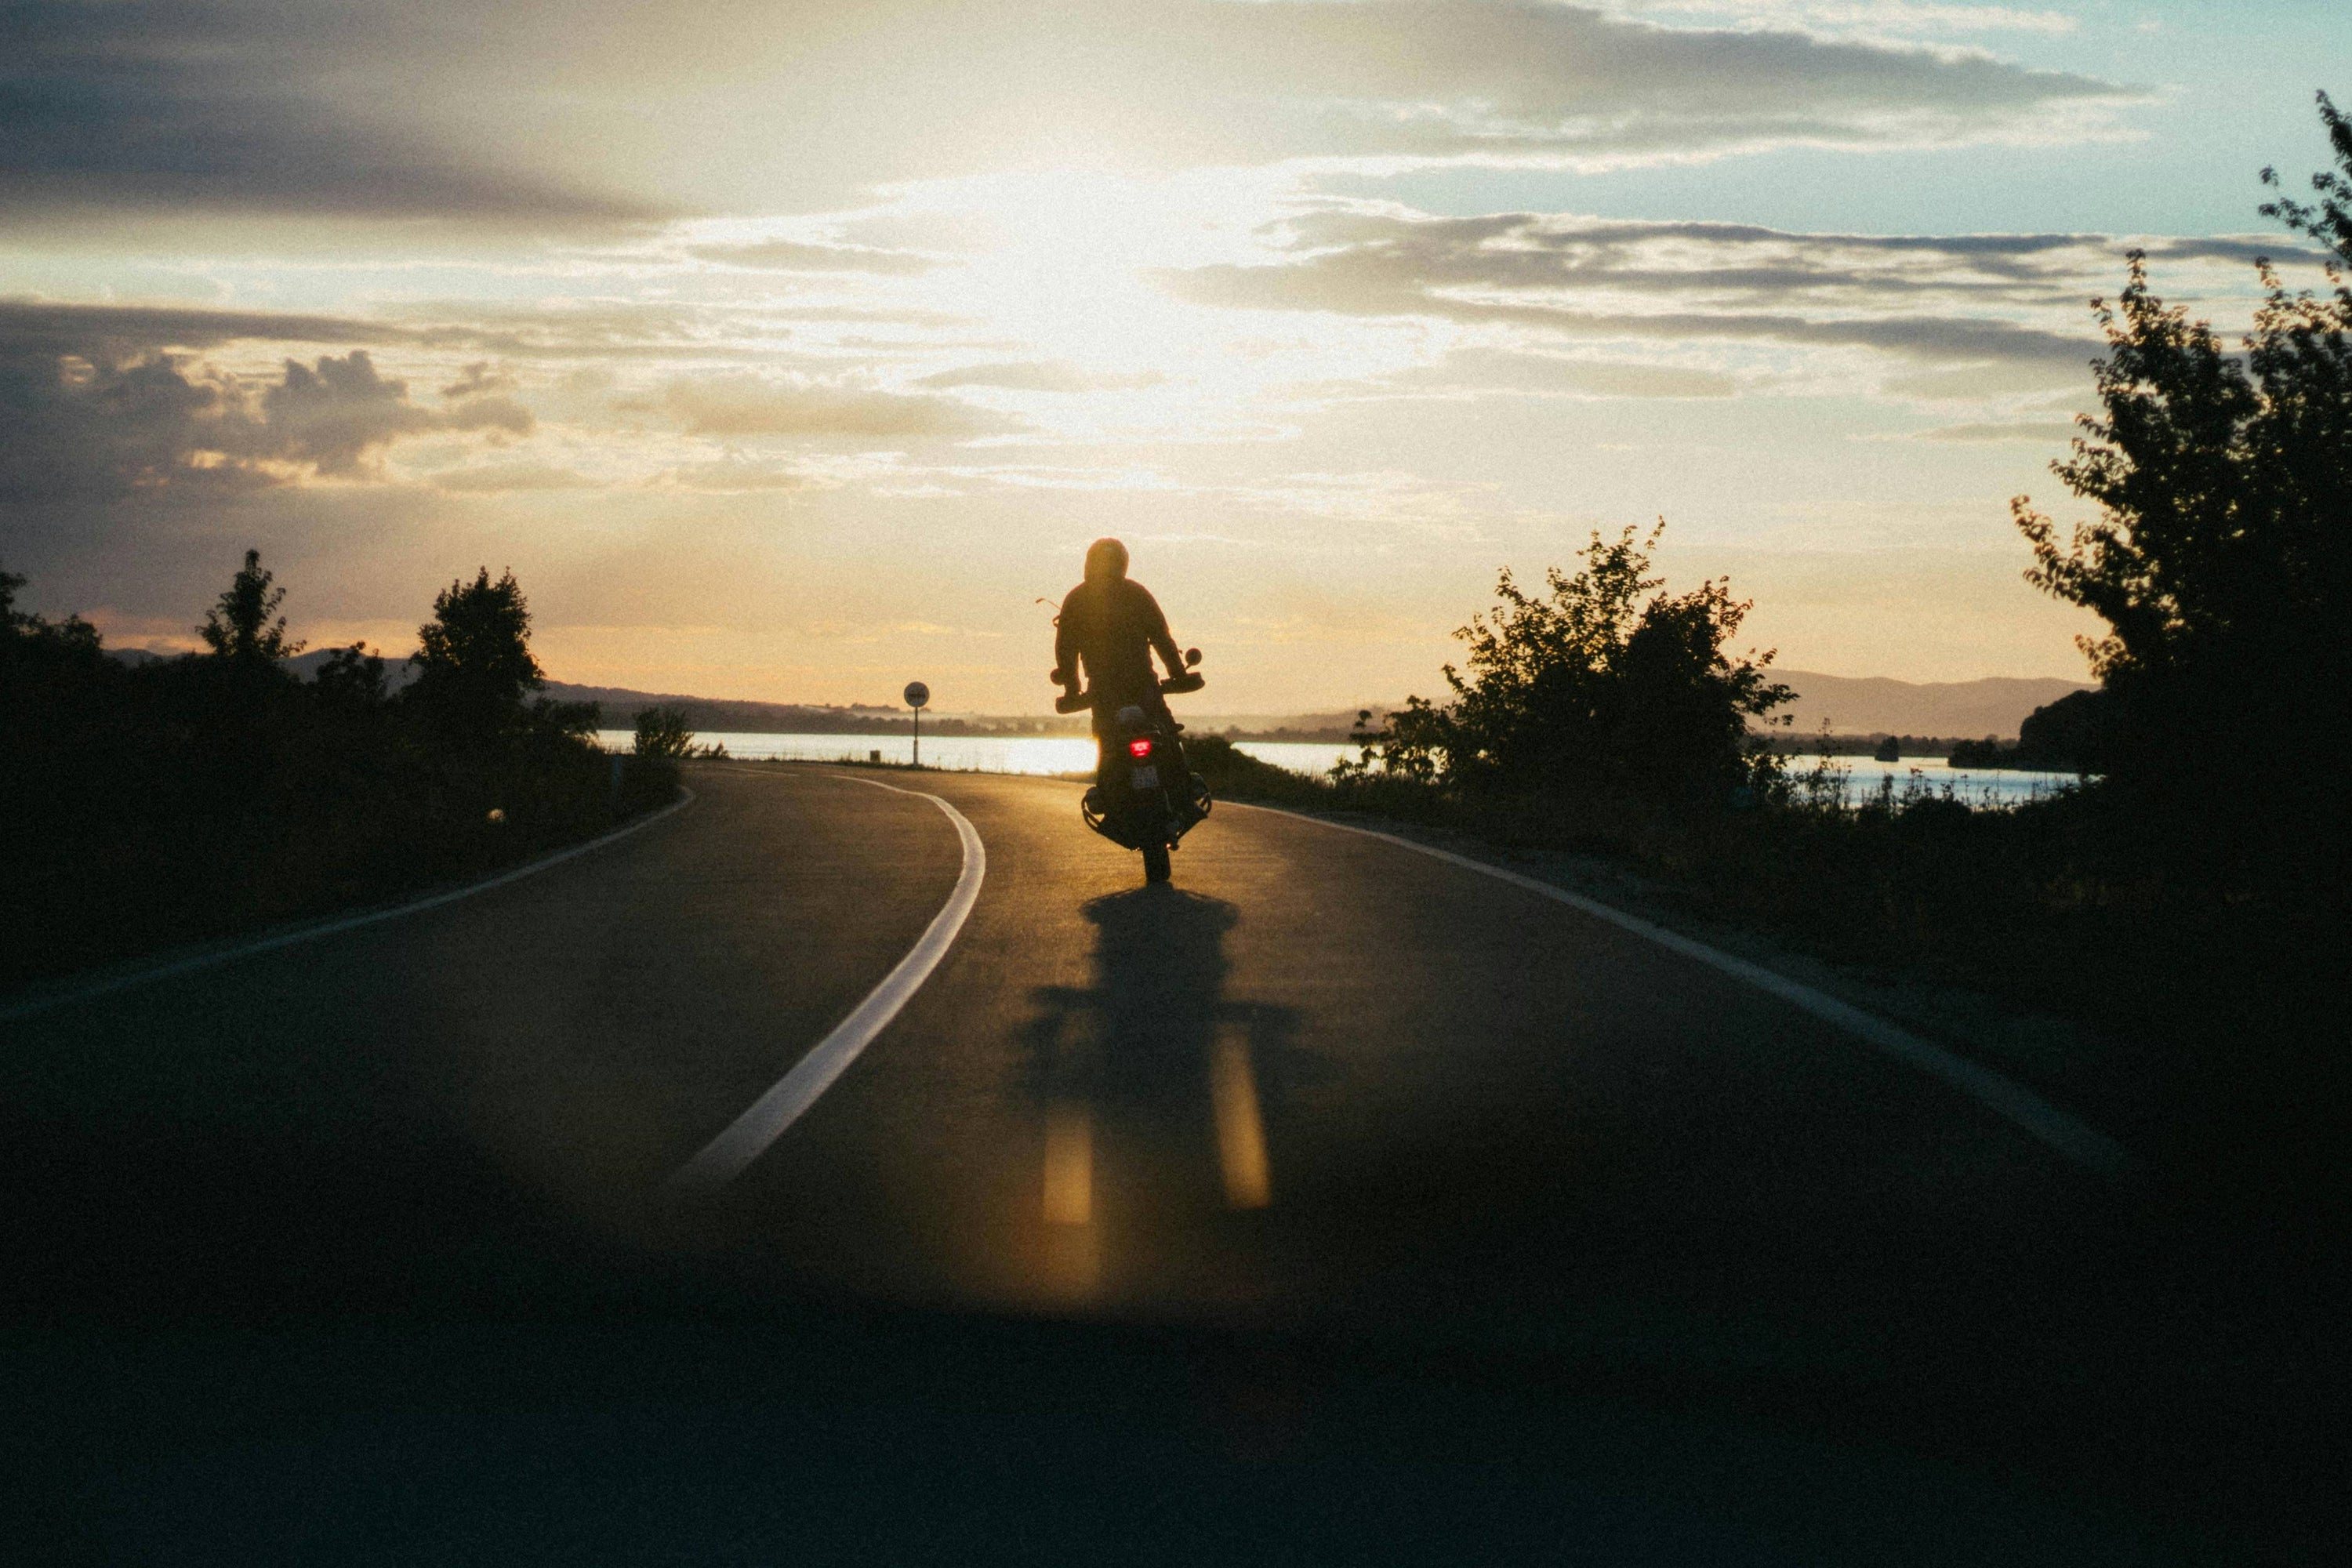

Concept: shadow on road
[[1015, 887, 1301, 1293]]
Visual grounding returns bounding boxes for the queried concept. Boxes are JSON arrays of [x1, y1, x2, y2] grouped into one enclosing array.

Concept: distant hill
[[540, 682, 916, 734], [270, 652, 909, 731], [1766, 671, 2091, 740], [142, 650, 2081, 743]]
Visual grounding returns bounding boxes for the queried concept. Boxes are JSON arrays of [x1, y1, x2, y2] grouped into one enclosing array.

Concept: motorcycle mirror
[[1184, 648, 1202, 668]]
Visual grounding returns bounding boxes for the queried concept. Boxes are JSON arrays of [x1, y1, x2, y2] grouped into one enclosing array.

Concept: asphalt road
[[2, 762, 2331, 1563]]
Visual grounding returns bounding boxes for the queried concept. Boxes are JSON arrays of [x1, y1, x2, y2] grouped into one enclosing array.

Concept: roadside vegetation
[[1197, 96, 2352, 1175], [0, 554, 675, 992]]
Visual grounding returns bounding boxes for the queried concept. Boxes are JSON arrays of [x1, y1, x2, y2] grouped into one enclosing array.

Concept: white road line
[[1, 789, 698, 1025], [669, 775, 986, 1191], [1226, 802, 2138, 1180]]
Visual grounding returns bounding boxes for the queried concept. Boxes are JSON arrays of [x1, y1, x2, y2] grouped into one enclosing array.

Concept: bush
[[1341, 521, 1791, 816], [626, 705, 724, 761]]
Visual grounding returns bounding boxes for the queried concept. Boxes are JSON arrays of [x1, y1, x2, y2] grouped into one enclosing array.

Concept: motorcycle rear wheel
[[1142, 841, 1172, 884]]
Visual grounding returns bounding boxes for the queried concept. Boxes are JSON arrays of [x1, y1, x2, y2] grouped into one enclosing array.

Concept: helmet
[[1083, 538, 1129, 583]]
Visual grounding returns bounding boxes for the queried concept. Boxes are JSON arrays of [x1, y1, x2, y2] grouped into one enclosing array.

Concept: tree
[[408, 568, 544, 731], [314, 642, 387, 708], [2011, 91, 2351, 889], [0, 561, 103, 662], [198, 550, 305, 663], [1360, 521, 1791, 808]]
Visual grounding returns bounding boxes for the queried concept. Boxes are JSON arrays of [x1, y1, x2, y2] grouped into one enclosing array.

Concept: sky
[[3, 0, 2347, 713]]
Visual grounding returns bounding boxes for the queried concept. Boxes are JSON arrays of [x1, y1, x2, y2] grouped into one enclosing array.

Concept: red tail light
[[1127, 737, 1154, 758]]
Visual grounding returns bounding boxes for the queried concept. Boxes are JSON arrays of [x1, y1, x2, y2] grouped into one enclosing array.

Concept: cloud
[[1880, 361, 2085, 398], [1364, 347, 1740, 399], [1153, 2, 2131, 168], [2, 2, 2137, 223], [0, 1, 663, 226], [1911, 419, 2079, 442], [1161, 205, 2116, 365], [0, 299, 396, 357], [441, 362, 518, 399], [430, 461, 590, 492], [0, 347, 259, 504], [916, 362, 1168, 394], [654, 374, 1021, 439], [1603, 2, 2079, 38], [0, 312, 535, 502], [259, 351, 521, 476], [688, 240, 940, 276], [651, 459, 825, 492]]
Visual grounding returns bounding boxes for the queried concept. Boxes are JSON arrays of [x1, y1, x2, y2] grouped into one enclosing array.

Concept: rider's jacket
[[1054, 576, 1183, 718]]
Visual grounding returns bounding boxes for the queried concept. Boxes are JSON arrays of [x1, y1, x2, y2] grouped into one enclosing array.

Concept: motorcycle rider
[[1051, 537, 1189, 747]]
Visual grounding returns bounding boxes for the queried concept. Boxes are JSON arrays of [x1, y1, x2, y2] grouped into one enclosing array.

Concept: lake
[[595, 730, 1349, 779], [599, 732, 2082, 807]]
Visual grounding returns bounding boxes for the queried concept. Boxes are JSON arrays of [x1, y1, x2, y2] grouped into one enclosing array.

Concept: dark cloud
[[260, 351, 528, 476], [0, 347, 258, 504], [0, 299, 395, 357], [917, 362, 1167, 394], [0, 1, 663, 225], [652, 374, 1020, 439], [0, 312, 534, 502], [2, 2, 2134, 223], [1161, 207, 2118, 365], [440, 361, 517, 399], [1158, 1, 2131, 163]]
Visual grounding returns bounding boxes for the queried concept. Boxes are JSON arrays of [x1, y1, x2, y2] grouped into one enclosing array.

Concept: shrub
[[1343, 521, 1791, 815], [633, 705, 696, 758]]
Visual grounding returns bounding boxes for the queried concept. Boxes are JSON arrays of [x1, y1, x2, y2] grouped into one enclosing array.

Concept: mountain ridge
[[121, 649, 2089, 740]]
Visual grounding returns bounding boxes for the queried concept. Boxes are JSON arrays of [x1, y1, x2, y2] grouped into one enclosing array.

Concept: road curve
[[4, 760, 2253, 1560], [673, 766, 2129, 1346], [2, 760, 2130, 1342]]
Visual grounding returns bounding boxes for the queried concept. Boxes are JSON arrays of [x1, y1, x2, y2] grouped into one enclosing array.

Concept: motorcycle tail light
[[1127, 737, 1154, 758]]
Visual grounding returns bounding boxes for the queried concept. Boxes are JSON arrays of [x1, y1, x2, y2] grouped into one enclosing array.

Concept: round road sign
[[903, 681, 930, 710]]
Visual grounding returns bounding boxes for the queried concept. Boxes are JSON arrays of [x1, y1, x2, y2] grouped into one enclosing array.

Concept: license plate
[[1130, 765, 1159, 789]]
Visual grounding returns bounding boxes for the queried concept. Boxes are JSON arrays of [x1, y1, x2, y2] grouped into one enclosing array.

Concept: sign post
[[903, 681, 930, 768]]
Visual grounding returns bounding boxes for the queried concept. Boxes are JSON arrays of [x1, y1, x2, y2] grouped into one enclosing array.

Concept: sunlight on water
[[595, 731, 1351, 777], [597, 732, 2083, 804]]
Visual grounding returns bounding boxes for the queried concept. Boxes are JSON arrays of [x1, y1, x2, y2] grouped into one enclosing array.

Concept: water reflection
[[1018, 887, 1298, 1301]]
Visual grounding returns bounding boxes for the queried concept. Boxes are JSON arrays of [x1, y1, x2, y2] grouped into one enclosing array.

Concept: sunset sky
[[4, 1, 2346, 713]]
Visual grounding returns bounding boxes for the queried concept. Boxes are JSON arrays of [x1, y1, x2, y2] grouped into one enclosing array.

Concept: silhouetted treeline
[[1947, 689, 2110, 771], [0, 554, 673, 991], [1797, 735, 1966, 760]]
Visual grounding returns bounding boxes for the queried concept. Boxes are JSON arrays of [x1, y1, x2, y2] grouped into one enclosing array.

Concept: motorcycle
[[1055, 648, 1212, 884]]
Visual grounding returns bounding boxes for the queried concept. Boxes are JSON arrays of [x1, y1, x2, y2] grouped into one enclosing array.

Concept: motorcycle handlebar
[[1051, 667, 1206, 713]]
